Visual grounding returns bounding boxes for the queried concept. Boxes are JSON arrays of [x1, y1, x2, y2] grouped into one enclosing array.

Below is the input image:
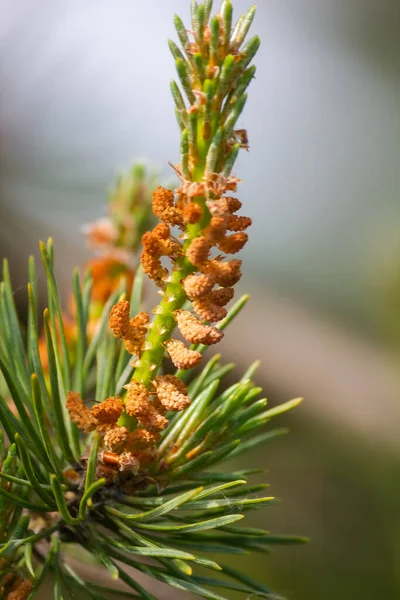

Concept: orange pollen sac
[[225, 197, 243, 213], [96, 422, 115, 434], [218, 232, 248, 254], [182, 202, 203, 224], [141, 250, 168, 287], [165, 338, 203, 370], [155, 223, 181, 255], [186, 237, 211, 267], [66, 391, 97, 433], [201, 259, 242, 287], [153, 374, 191, 411], [125, 380, 169, 431], [132, 310, 150, 332], [206, 198, 230, 216], [226, 215, 252, 232], [152, 186, 174, 211], [209, 287, 235, 306], [125, 428, 159, 451], [152, 395, 167, 416], [192, 297, 227, 323], [141, 231, 164, 259], [183, 272, 216, 299], [152, 186, 184, 228], [124, 380, 151, 418], [109, 300, 131, 338], [142, 224, 181, 259], [204, 216, 228, 243], [91, 397, 124, 424], [140, 223, 182, 288], [206, 196, 242, 216], [153, 222, 170, 240], [104, 426, 129, 453], [125, 312, 150, 356], [173, 310, 224, 345], [137, 404, 169, 432], [110, 301, 149, 356]]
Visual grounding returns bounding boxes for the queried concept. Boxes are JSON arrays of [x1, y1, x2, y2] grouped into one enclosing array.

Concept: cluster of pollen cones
[[67, 181, 251, 472]]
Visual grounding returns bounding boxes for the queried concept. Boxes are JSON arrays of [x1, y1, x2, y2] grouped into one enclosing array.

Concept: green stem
[[118, 203, 209, 431], [132, 159, 209, 392], [134, 224, 206, 387]]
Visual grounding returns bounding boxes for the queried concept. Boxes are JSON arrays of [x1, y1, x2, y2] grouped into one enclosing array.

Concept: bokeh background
[[1, 1, 400, 598]]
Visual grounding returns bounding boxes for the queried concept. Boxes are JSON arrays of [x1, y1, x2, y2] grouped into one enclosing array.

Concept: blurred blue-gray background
[[1, 1, 400, 598]]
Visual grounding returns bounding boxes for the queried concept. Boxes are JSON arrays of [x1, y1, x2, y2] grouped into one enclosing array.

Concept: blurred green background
[[1, 1, 400, 598]]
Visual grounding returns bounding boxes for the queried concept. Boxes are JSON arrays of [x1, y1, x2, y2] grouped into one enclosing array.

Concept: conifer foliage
[[0, 2, 304, 599]]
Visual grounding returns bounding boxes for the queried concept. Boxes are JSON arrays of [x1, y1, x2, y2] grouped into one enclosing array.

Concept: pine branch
[[0, 3, 306, 599]]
